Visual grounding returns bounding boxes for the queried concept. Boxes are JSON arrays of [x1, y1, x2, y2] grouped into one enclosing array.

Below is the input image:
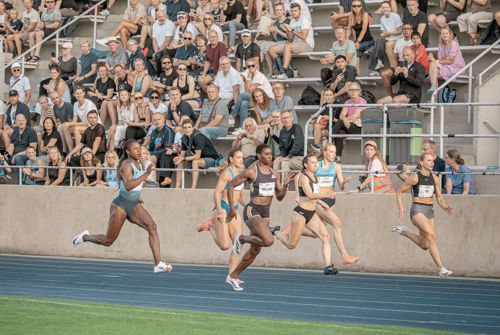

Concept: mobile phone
[[51, 52, 56, 57]]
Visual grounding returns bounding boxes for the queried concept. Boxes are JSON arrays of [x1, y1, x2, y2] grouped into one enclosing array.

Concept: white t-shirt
[[290, 16, 314, 48], [394, 38, 413, 62], [22, 8, 40, 27], [174, 22, 199, 42], [285, 0, 311, 23], [241, 70, 274, 99], [149, 102, 168, 114], [214, 67, 244, 100], [152, 19, 176, 47], [368, 158, 385, 178], [9, 76, 31, 104], [73, 99, 99, 122], [381, 13, 402, 41]]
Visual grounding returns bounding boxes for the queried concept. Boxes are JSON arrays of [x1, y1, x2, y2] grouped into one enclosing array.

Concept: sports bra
[[315, 160, 336, 188], [298, 173, 320, 197], [227, 167, 243, 191], [249, 164, 276, 198], [412, 172, 436, 199]]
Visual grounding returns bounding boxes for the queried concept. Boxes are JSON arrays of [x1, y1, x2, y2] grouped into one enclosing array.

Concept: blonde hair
[[104, 150, 119, 168], [47, 146, 62, 164]]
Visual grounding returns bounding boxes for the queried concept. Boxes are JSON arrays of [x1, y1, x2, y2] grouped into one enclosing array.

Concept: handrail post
[[181, 170, 185, 189], [468, 66, 473, 124], [18, 167, 22, 185], [93, 5, 98, 49], [69, 167, 73, 186], [382, 105, 388, 160], [328, 106, 333, 144], [429, 104, 435, 138], [439, 105, 445, 158], [56, 31, 60, 58]]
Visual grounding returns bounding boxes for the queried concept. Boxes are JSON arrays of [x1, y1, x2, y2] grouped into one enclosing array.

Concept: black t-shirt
[[53, 102, 74, 123], [403, 9, 429, 45], [81, 124, 107, 156], [117, 74, 133, 93], [160, 71, 178, 88], [11, 127, 37, 155], [235, 42, 261, 67], [331, 67, 356, 99], [95, 77, 116, 96], [167, 100, 196, 125], [181, 131, 219, 159], [224, 1, 247, 28], [166, 0, 191, 21], [42, 129, 63, 154]]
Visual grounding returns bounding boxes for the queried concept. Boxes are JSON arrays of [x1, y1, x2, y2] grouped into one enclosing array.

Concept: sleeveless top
[[298, 174, 320, 197], [51, 81, 71, 103], [412, 171, 436, 199], [177, 78, 190, 96], [315, 160, 336, 188], [118, 74, 133, 93], [24, 160, 42, 185], [353, 20, 373, 42], [249, 164, 276, 198], [105, 169, 118, 187], [84, 169, 97, 184], [134, 75, 146, 92], [48, 162, 69, 185], [118, 159, 144, 203], [226, 166, 243, 191]]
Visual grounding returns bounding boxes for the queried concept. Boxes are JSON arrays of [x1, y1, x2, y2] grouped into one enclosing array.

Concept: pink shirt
[[344, 97, 367, 127]]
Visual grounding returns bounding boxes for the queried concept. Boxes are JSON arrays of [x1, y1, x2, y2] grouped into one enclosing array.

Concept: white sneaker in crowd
[[374, 60, 384, 71]]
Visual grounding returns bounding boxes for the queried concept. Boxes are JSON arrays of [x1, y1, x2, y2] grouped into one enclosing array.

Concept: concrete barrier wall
[[1, 186, 499, 277]]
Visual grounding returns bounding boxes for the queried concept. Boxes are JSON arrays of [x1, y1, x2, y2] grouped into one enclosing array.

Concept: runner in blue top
[[72, 140, 173, 273], [197, 149, 246, 286]]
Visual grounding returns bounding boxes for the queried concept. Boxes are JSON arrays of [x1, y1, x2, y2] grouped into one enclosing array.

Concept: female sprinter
[[395, 153, 453, 278], [225, 144, 294, 291], [72, 140, 173, 273], [197, 149, 246, 285], [274, 155, 334, 274]]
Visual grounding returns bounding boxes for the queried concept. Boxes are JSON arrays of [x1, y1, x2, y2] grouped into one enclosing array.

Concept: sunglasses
[[134, 96, 143, 100], [178, 68, 187, 71], [150, 96, 159, 99], [247, 64, 256, 68], [352, 4, 362, 8], [204, 18, 212, 20], [12, 68, 21, 72]]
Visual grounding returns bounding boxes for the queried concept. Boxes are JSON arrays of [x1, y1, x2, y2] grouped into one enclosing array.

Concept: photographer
[[231, 117, 265, 168]]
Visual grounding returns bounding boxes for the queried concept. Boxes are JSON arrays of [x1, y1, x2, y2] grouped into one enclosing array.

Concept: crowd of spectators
[[1, 0, 496, 191]]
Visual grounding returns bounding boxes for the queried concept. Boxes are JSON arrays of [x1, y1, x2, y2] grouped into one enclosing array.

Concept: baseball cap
[[81, 147, 93, 155], [8, 90, 19, 97], [241, 29, 252, 37], [177, 11, 187, 19], [11, 62, 21, 69], [364, 140, 378, 149]]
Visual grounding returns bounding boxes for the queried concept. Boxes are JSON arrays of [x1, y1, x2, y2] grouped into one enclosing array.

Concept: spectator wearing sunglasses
[[173, 31, 198, 72], [9, 62, 31, 104], [168, 11, 199, 55]]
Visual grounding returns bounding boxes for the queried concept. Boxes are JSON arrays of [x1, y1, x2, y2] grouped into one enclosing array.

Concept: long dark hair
[[301, 154, 317, 173], [447, 149, 465, 165], [117, 139, 139, 182]]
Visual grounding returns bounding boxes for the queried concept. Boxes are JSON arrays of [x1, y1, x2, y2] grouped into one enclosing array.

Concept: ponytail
[[218, 148, 241, 175]]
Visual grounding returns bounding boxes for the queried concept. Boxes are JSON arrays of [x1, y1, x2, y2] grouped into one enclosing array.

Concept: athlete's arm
[[214, 170, 230, 215], [335, 163, 350, 191], [228, 167, 256, 220], [121, 161, 154, 191], [276, 171, 295, 201], [434, 174, 453, 215], [397, 174, 417, 218]]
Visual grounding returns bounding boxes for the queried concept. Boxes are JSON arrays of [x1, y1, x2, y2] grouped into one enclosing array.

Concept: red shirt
[[412, 44, 429, 72], [206, 42, 228, 75]]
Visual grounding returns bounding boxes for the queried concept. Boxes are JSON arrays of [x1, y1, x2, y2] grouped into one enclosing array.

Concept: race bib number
[[312, 183, 320, 194], [317, 176, 334, 188], [418, 185, 434, 198], [259, 182, 275, 197]]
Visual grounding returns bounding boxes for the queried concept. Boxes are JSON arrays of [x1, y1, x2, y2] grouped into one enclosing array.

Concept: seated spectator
[[332, 82, 367, 159], [481, 10, 500, 45], [312, 88, 337, 151], [151, 9, 176, 76], [173, 31, 198, 69], [320, 26, 357, 71], [231, 117, 265, 167], [174, 119, 220, 189], [378, 47, 425, 104], [9, 0, 39, 57], [126, 38, 155, 75], [220, 0, 248, 52], [166, 87, 196, 131], [199, 30, 227, 92], [32, 95, 55, 136], [232, 58, 273, 128], [51, 91, 74, 154], [168, 11, 199, 55], [124, 92, 152, 142], [202, 13, 223, 42], [143, 112, 176, 187], [235, 29, 261, 71], [284, 0, 312, 23], [151, 56, 178, 97], [131, 58, 153, 98], [140, 146, 159, 187], [265, 109, 284, 156], [213, 56, 244, 103], [110, 0, 147, 49], [27, 0, 61, 62], [79, 147, 103, 187], [44, 146, 69, 186], [0, 1, 6, 35], [354, 140, 394, 193], [271, 3, 314, 80], [330, 0, 369, 28], [259, 4, 290, 77], [192, 34, 208, 83], [6, 113, 37, 166], [71, 41, 98, 89], [22, 146, 45, 185], [144, 0, 167, 45], [445, 149, 476, 195], [457, 0, 493, 45], [329, 55, 357, 104], [105, 37, 129, 72], [429, 0, 466, 32], [9, 62, 31, 104], [427, 27, 465, 94], [148, 90, 168, 114], [172, 64, 203, 109], [380, 24, 414, 96], [65, 110, 107, 164], [368, 2, 402, 75], [250, 88, 276, 125], [114, 65, 134, 95], [246, 0, 274, 25], [4, 8, 25, 54], [39, 116, 63, 158], [271, 82, 296, 121], [2, 89, 31, 148], [196, 84, 229, 140], [52, 42, 77, 81], [43, 65, 71, 103], [88, 64, 116, 113], [0, 153, 12, 184], [108, 89, 135, 152], [403, 0, 429, 47], [273, 110, 304, 172], [166, 0, 191, 22], [411, 32, 429, 73], [97, 150, 119, 187], [347, 0, 374, 74], [64, 88, 99, 151], [0, 99, 5, 142]]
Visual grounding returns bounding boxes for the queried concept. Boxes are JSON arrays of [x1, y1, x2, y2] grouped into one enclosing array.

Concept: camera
[[358, 175, 367, 183]]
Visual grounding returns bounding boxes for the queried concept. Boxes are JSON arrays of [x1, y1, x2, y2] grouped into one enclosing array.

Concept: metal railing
[[430, 38, 500, 124], [1, 0, 106, 74], [304, 102, 500, 164]]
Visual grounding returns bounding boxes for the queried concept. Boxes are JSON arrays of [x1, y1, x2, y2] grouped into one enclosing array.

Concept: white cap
[[11, 62, 21, 69]]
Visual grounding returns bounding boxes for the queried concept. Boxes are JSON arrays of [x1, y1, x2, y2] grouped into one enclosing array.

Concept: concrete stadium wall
[[0, 186, 499, 278]]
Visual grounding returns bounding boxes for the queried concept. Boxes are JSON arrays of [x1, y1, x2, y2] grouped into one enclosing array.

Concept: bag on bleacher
[[298, 85, 321, 105], [361, 90, 376, 104], [60, 17, 79, 37], [320, 68, 333, 87], [255, 16, 274, 41], [438, 85, 457, 103]]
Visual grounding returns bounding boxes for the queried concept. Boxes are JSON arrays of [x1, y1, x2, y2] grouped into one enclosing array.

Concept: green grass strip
[[0, 296, 468, 335]]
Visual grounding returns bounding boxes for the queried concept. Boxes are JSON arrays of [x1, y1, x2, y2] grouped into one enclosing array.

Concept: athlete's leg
[[208, 210, 230, 250], [304, 215, 332, 267], [316, 205, 349, 259], [274, 212, 306, 249], [84, 204, 127, 246], [400, 213, 431, 250], [127, 203, 162, 265], [407, 215, 444, 269], [227, 213, 243, 274]]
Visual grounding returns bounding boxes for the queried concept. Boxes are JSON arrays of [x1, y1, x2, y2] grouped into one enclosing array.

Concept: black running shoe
[[324, 264, 339, 275], [270, 226, 281, 235]]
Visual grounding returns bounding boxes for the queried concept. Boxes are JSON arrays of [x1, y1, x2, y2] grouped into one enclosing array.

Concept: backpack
[[60, 17, 79, 38], [298, 85, 321, 106], [320, 68, 333, 87], [438, 85, 457, 103], [361, 90, 376, 104]]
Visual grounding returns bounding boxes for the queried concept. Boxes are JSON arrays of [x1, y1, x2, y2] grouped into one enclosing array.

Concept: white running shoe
[[275, 72, 288, 80], [154, 261, 173, 273], [231, 128, 244, 136], [439, 267, 453, 278], [391, 226, 408, 235], [100, 9, 110, 16], [232, 234, 242, 256], [226, 275, 244, 291], [72, 230, 89, 246], [374, 59, 385, 71]]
